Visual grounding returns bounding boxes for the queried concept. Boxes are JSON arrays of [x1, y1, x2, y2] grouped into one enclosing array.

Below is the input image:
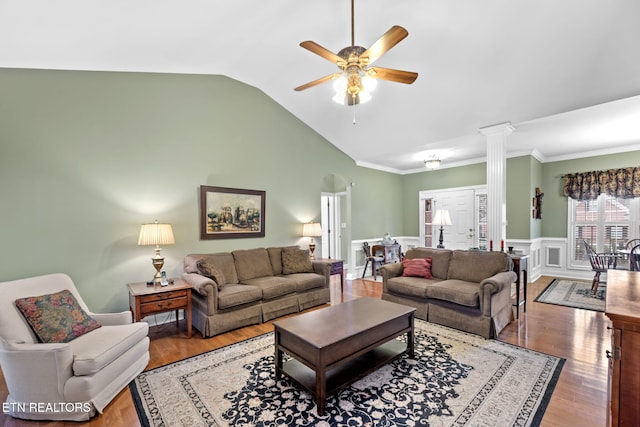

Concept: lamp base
[[437, 226, 445, 249], [152, 255, 165, 285], [309, 242, 316, 260]]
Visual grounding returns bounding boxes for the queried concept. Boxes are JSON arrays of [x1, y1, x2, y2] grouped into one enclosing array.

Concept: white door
[[420, 187, 486, 249], [432, 190, 476, 250], [321, 193, 342, 259]]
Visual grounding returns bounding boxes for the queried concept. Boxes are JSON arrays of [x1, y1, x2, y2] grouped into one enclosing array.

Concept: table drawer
[[140, 289, 188, 303], [140, 296, 188, 316]]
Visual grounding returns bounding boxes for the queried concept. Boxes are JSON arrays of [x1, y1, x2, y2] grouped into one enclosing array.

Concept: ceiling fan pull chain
[[353, 101, 357, 125]]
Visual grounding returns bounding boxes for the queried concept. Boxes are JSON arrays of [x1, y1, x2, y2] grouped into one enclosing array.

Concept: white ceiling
[[2, 0, 640, 173]]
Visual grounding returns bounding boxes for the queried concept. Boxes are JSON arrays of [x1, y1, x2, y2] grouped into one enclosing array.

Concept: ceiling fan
[[294, 0, 418, 106]]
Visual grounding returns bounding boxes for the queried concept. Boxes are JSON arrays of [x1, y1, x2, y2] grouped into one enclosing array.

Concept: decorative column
[[479, 122, 514, 250]]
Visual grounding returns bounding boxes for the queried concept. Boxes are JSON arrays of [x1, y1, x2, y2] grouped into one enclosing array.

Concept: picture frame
[[199, 185, 265, 240]]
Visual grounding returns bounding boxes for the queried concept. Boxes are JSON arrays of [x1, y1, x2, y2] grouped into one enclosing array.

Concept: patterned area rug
[[535, 279, 605, 312], [130, 319, 564, 427]]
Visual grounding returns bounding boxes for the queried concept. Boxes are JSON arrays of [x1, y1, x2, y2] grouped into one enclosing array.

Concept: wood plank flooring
[[0, 275, 609, 426]]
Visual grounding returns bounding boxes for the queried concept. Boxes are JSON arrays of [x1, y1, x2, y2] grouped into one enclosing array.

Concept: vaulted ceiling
[[2, 0, 640, 173]]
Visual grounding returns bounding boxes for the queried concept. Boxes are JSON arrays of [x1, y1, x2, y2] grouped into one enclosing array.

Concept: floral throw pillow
[[197, 259, 226, 290], [402, 257, 434, 279], [14, 289, 102, 343], [282, 248, 314, 275]]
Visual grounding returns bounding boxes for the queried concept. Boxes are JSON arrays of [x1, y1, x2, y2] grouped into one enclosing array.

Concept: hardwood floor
[[0, 275, 609, 426]]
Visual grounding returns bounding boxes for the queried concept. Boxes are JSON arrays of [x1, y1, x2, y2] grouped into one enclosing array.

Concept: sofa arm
[[312, 260, 331, 286], [479, 271, 517, 316], [0, 338, 74, 403], [89, 311, 133, 326], [379, 263, 403, 292], [182, 272, 219, 314]]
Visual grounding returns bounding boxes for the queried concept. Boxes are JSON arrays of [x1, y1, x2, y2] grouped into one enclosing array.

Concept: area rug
[[535, 278, 605, 312], [130, 319, 564, 427]]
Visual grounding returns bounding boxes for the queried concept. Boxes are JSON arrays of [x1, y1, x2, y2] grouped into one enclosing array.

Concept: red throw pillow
[[402, 257, 433, 279]]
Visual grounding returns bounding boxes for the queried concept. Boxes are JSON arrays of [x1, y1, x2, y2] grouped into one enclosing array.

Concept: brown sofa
[[379, 248, 516, 338], [182, 246, 331, 337]]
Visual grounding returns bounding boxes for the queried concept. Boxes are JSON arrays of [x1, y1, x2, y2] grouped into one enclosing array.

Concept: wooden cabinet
[[605, 270, 640, 426], [128, 280, 192, 338]]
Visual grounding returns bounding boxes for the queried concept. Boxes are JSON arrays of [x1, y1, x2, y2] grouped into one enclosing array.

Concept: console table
[[605, 270, 640, 426], [509, 254, 528, 319]]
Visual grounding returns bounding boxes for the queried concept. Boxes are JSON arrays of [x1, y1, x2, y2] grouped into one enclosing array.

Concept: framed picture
[[199, 185, 265, 239]]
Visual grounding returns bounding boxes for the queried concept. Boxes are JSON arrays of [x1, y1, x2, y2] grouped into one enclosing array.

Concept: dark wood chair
[[583, 240, 619, 295], [630, 244, 640, 271], [362, 242, 385, 279], [625, 238, 640, 251]]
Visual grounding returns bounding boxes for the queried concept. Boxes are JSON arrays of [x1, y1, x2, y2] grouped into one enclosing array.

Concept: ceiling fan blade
[[368, 67, 418, 84], [294, 73, 342, 91], [360, 26, 409, 65], [299, 41, 343, 64]]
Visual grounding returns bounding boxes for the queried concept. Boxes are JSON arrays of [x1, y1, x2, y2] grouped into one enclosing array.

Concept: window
[[423, 198, 433, 247], [569, 194, 639, 268], [475, 193, 488, 250]]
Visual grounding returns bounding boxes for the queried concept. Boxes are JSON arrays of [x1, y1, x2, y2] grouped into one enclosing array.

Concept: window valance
[[563, 167, 640, 200]]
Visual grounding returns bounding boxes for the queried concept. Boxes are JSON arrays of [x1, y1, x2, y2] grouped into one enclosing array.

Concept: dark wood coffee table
[[273, 297, 415, 415]]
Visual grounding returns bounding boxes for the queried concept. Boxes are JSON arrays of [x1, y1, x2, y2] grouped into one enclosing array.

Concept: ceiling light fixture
[[424, 157, 441, 169]]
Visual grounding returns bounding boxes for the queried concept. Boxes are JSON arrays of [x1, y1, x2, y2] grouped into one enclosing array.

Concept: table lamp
[[302, 222, 322, 259], [432, 209, 452, 249], [138, 220, 175, 285]]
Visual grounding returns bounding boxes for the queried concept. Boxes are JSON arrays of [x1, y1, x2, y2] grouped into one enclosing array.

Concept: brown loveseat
[[379, 248, 516, 338], [182, 246, 330, 337]]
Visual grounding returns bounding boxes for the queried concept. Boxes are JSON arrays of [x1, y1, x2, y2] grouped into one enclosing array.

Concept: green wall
[[0, 68, 404, 313], [505, 155, 543, 240]]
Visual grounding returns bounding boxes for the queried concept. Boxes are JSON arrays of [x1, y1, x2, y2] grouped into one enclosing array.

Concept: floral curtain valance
[[563, 167, 640, 200]]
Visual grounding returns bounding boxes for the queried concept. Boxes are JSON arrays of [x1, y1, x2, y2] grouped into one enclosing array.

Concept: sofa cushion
[[14, 290, 102, 343], [386, 277, 432, 299], [425, 279, 481, 308], [405, 248, 452, 279], [233, 248, 274, 282], [267, 246, 299, 276], [282, 248, 313, 274], [282, 272, 326, 292], [68, 322, 149, 375], [196, 259, 226, 290], [188, 253, 238, 285], [402, 257, 433, 279], [242, 276, 297, 300], [447, 250, 510, 283], [217, 284, 263, 310]]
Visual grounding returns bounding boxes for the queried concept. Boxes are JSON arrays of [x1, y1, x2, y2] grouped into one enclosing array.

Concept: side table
[[509, 254, 528, 319], [127, 279, 192, 338], [316, 258, 344, 293]]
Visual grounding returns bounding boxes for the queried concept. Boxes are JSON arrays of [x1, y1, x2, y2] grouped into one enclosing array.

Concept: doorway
[[420, 186, 487, 250], [320, 174, 350, 262]]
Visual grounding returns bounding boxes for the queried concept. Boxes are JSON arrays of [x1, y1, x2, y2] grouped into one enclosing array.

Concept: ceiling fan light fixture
[[361, 74, 377, 92]]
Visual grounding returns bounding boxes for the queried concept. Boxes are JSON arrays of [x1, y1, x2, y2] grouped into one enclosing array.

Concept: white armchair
[[0, 273, 149, 421]]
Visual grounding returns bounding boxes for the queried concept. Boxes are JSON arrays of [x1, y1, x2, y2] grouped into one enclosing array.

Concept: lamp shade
[[432, 209, 452, 226], [138, 221, 175, 246], [302, 222, 322, 237]]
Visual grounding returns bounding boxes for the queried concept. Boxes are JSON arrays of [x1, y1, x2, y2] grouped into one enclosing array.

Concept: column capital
[[479, 122, 514, 137]]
